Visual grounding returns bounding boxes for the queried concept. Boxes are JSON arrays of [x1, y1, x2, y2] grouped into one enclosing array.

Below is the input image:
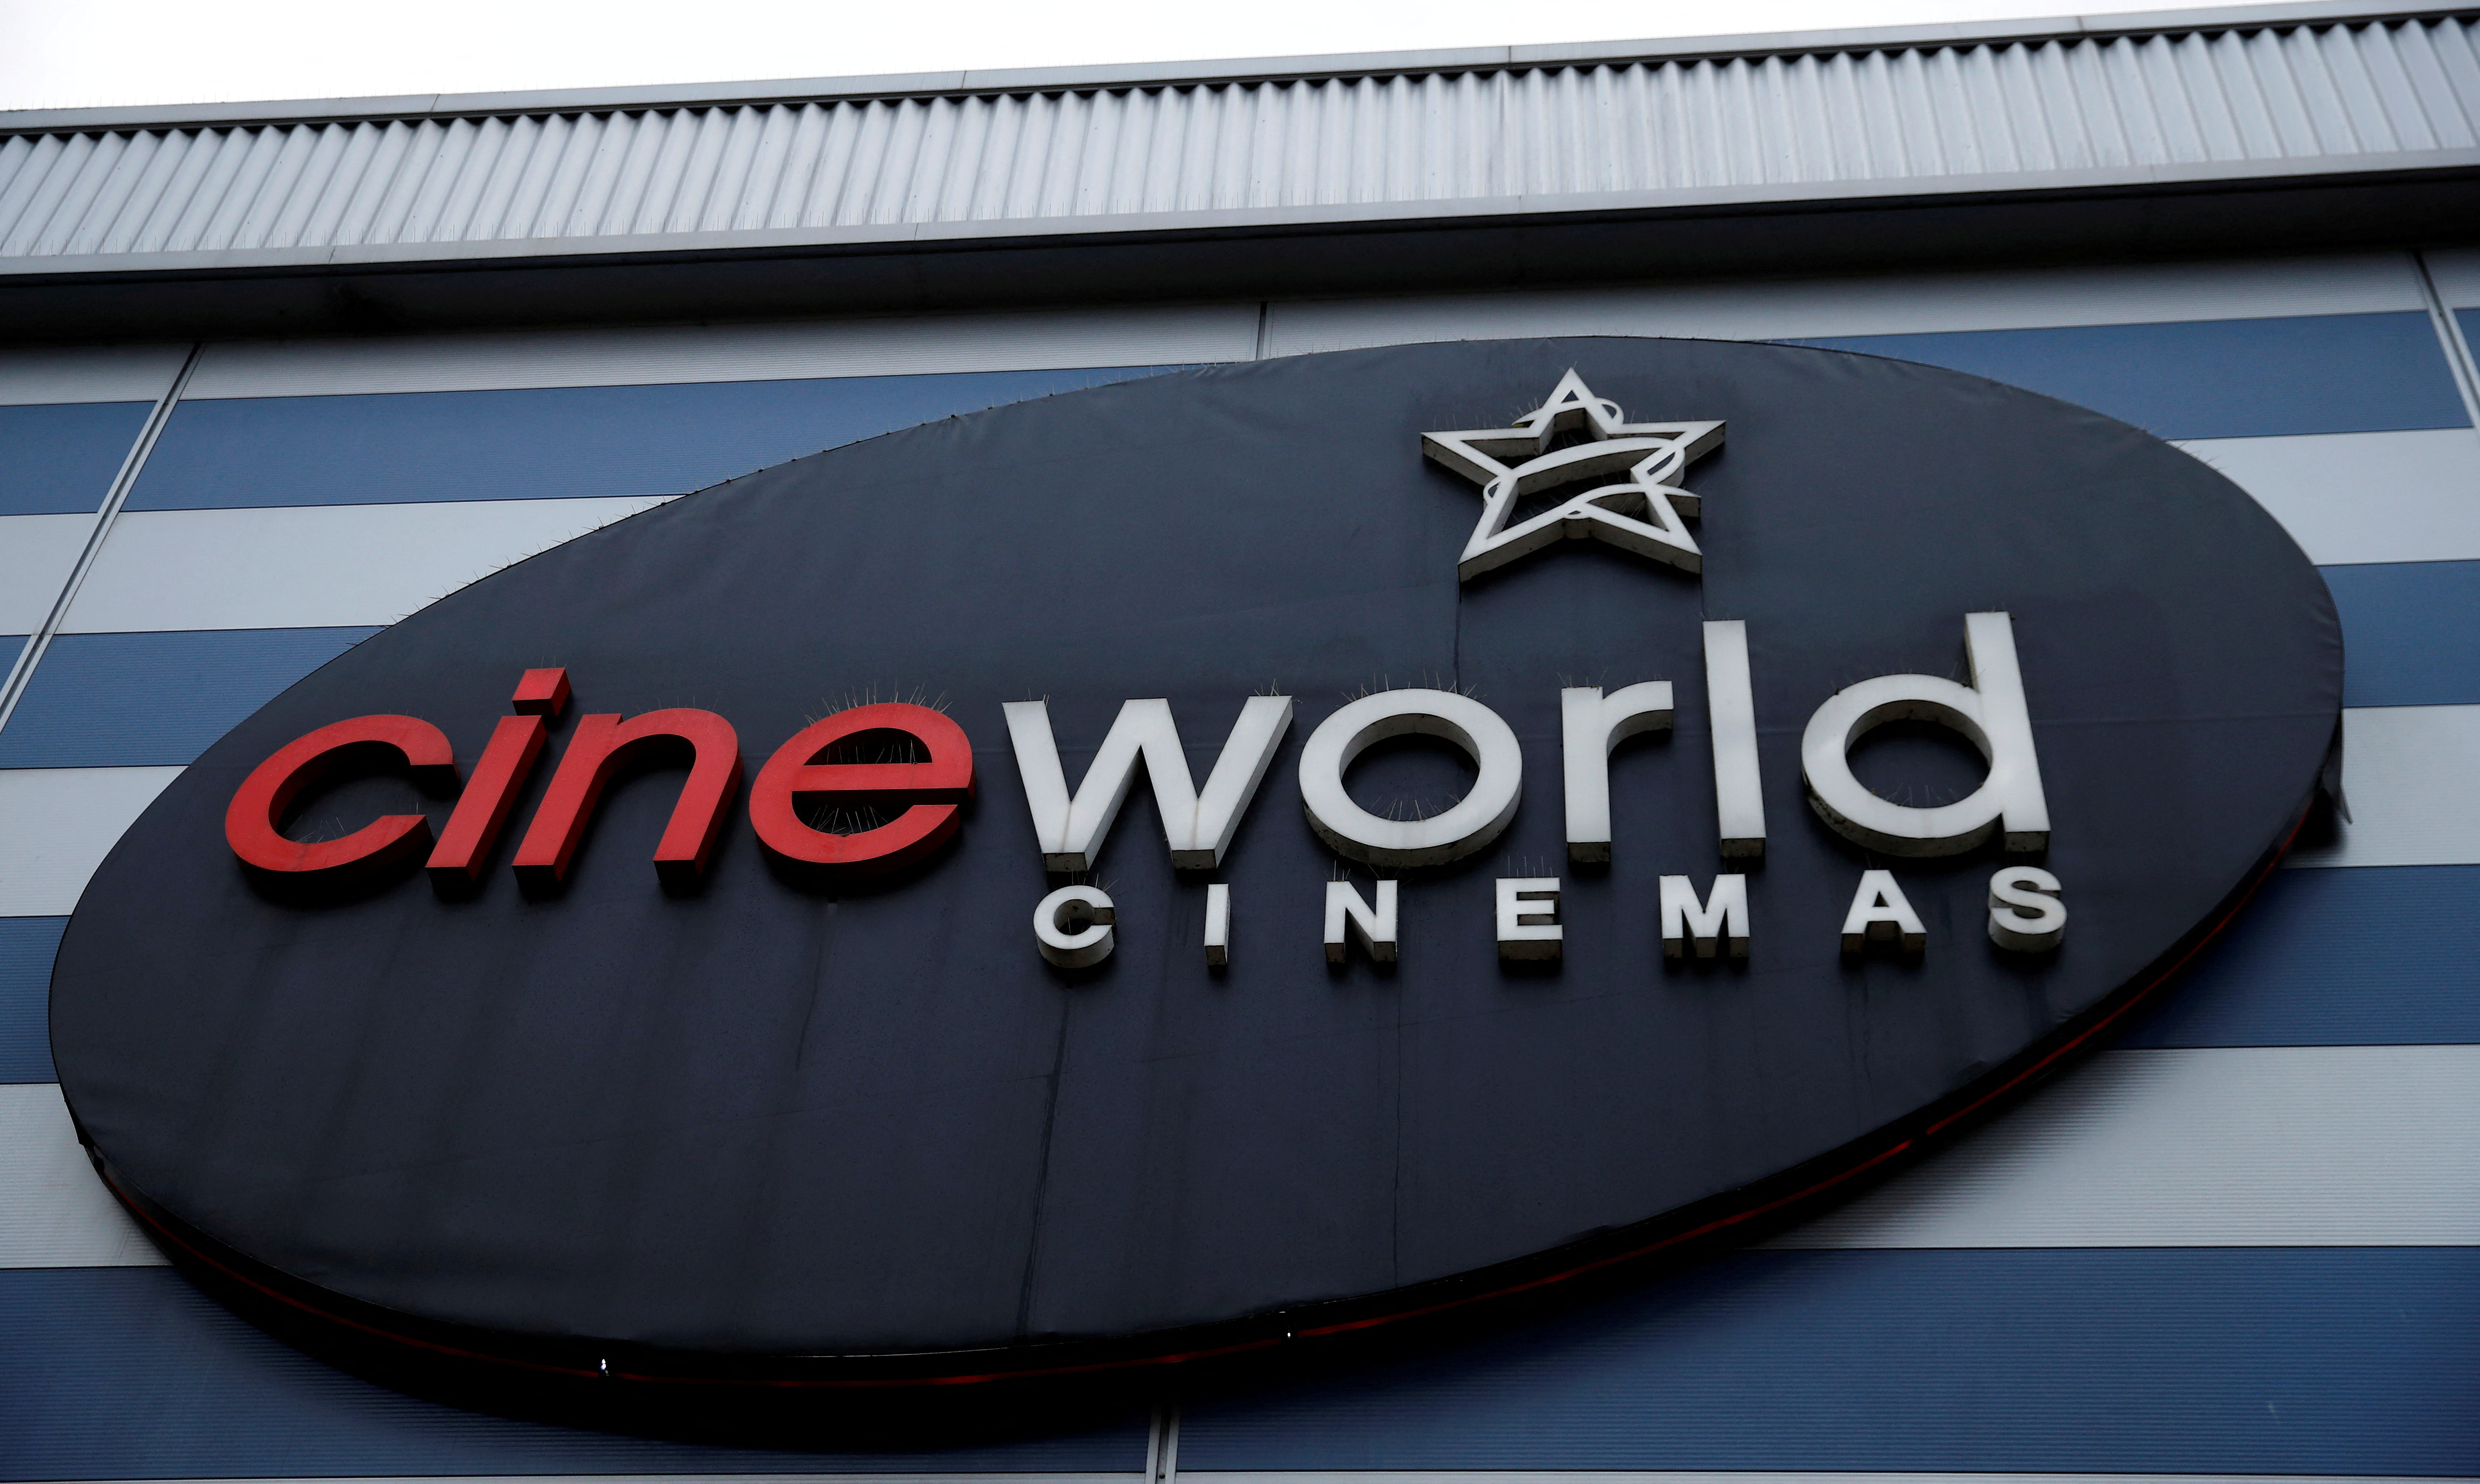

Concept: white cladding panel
[[2, 17, 2474, 267], [62, 497, 676, 633], [2174, 429, 2480, 565], [181, 305, 1260, 399], [1769, 1046, 2480, 1248], [0, 344, 184, 407], [2291, 704, 2480, 868], [0, 766, 182, 917], [0, 515, 93, 634], [0, 1084, 161, 1267]]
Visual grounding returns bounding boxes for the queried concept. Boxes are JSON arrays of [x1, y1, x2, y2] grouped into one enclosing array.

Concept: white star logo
[[1422, 370, 1725, 583]]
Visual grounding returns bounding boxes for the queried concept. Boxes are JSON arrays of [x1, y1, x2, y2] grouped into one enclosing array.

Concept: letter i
[[426, 670, 564, 891]]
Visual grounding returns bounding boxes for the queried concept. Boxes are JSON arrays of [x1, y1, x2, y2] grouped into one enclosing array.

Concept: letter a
[[1840, 869, 1926, 954]]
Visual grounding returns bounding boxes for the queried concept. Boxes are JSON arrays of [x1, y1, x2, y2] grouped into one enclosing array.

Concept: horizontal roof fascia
[[3, 147, 2470, 283], [0, 0, 2464, 135], [4, 164, 2469, 344]]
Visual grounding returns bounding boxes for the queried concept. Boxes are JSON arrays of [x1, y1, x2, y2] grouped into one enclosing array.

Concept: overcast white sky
[[0, 0, 2277, 113]]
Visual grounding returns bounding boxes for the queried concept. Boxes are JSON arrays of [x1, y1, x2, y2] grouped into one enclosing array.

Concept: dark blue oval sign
[[51, 338, 2341, 1413]]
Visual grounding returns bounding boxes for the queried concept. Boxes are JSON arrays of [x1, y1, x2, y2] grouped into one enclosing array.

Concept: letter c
[[225, 715, 458, 880]]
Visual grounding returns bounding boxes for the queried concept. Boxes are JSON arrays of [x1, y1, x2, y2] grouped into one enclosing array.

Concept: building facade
[[3, 0, 2480, 1477]]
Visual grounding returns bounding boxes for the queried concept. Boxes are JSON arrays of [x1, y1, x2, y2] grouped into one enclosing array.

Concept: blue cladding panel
[[2123, 865, 2480, 1047], [0, 918, 64, 1083], [0, 1268, 1146, 1479], [1794, 312, 2469, 439], [0, 628, 378, 770], [0, 402, 148, 516], [130, 366, 1193, 510], [2325, 561, 2480, 708], [1179, 1248, 2480, 1475]]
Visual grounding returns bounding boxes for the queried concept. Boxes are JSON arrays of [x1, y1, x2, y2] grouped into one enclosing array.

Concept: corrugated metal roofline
[[1, 0, 2474, 343], [0, 0, 2469, 135], [8, 29, 2473, 250]]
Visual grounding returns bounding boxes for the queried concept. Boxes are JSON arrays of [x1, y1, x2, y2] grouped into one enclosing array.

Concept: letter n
[[514, 710, 744, 892]]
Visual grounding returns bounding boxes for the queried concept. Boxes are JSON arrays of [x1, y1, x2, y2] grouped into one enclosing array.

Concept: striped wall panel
[[1170, 1248, 2480, 1474], [1262, 255, 2430, 356], [0, 629, 377, 770], [3, 257, 2478, 1479], [2291, 705, 2480, 869], [0, 917, 62, 1081], [0, 401, 149, 516], [179, 305, 1259, 398], [0, 516, 93, 635], [11, 1045, 2476, 1269], [0, 1085, 155, 1264], [5, 1248, 2473, 1472], [60, 498, 672, 634], [2326, 562, 2480, 707], [170, 259, 2430, 401], [101, 317, 2459, 533], [0, 1268, 1149, 1479], [0, 766, 181, 918], [28, 426, 2479, 644], [1766, 1046, 2480, 1248], [0, 344, 184, 407], [2124, 865, 2480, 1047], [2176, 430, 2480, 566], [129, 314, 2452, 513], [127, 366, 1194, 511], [1790, 312, 2470, 440]]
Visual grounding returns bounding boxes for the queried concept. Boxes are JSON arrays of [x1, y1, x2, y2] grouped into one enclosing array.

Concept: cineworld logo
[[56, 336, 2338, 1402], [223, 601, 2068, 969]]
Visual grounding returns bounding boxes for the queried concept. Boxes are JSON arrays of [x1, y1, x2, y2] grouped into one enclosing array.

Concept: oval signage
[[50, 337, 2342, 1409]]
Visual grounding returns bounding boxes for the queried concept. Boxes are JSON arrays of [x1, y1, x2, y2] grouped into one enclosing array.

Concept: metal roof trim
[[0, 0, 2466, 135], [4, 147, 2469, 283]]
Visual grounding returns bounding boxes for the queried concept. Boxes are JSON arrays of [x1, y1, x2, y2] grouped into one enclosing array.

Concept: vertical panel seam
[[2410, 247, 2480, 438], [0, 343, 202, 739], [1146, 1401, 1182, 1484]]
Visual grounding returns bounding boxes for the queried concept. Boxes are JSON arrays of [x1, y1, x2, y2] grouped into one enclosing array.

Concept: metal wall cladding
[[3, 15, 2478, 262]]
